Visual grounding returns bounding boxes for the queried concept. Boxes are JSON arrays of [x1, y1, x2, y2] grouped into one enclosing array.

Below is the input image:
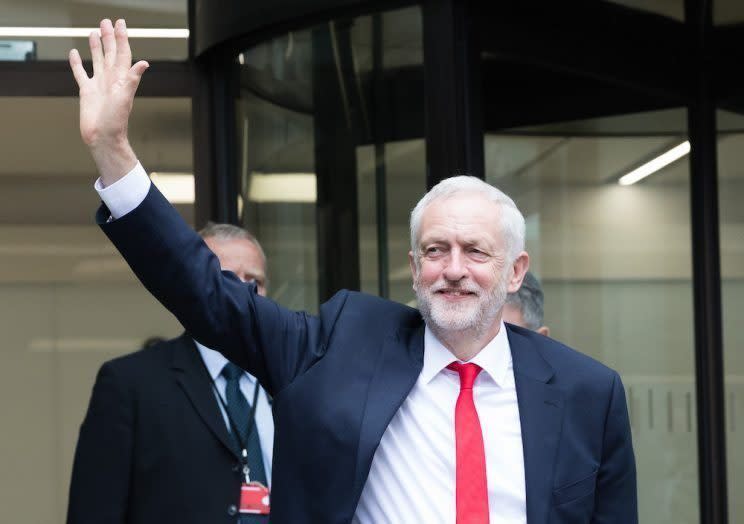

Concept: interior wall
[[0, 89, 193, 522], [0, 281, 184, 521]]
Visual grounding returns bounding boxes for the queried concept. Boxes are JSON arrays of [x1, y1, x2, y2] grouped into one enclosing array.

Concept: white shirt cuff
[[94, 162, 151, 220]]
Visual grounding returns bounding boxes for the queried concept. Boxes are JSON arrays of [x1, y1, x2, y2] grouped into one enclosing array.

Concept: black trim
[[0, 60, 191, 97], [685, 1, 729, 523], [192, 0, 414, 57], [423, 0, 484, 187], [371, 13, 390, 299], [312, 20, 361, 300], [475, 1, 689, 103], [191, 51, 239, 226]]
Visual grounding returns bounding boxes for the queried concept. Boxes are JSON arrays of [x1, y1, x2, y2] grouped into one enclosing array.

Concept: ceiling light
[[618, 140, 690, 186], [249, 173, 316, 203], [150, 172, 194, 204], [0, 27, 189, 38]]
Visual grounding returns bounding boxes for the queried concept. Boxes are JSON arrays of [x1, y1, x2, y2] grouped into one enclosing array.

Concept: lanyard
[[199, 358, 261, 478]]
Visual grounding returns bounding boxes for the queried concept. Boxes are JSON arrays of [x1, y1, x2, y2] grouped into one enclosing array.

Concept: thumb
[[128, 60, 149, 90]]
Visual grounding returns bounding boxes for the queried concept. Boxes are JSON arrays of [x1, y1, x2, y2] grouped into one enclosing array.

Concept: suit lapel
[[352, 322, 425, 503], [508, 326, 564, 524], [170, 334, 240, 460]]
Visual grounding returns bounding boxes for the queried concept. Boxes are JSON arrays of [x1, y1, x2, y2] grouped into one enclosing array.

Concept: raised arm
[[69, 19, 334, 396], [69, 18, 147, 186]]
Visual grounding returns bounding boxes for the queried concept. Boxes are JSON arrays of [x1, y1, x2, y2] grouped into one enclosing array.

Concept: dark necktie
[[221, 362, 268, 487], [448, 362, 489, 524]]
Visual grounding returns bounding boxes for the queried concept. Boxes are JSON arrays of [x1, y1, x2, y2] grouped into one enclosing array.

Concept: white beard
[[415, 270, 509, 338]]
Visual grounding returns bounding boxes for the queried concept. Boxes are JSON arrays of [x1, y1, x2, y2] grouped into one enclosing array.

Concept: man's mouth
[[434, 288, 477, 298]]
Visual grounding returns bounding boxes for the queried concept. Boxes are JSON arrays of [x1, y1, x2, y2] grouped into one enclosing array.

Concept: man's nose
[[442, 250, 468, 281]]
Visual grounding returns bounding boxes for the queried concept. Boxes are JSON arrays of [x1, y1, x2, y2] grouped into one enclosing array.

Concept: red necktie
[[448, 362, 489, 524]]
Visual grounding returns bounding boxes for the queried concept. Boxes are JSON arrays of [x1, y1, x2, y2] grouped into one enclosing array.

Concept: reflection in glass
[[358, 139, 426, 305], [237, 6, 424, 310], [486, 110, 698, 524], [236, 92, 318, 312]]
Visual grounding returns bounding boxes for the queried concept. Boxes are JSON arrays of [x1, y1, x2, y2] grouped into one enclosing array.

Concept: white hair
[[198, 221, 267, 267], [409, 176, 525, 266]]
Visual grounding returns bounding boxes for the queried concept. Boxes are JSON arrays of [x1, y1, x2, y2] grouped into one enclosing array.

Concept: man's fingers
[[69, 49, 90, 88], [114, 19, 132, 71], [100, 19, 117, 68], [89, 31, 104, 76]]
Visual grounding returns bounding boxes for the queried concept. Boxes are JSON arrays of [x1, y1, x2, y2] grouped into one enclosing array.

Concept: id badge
[[239, 482, 270, 515]]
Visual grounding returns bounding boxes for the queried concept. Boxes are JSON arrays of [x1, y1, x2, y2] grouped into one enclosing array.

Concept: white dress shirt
[[96, 166, 525, 522], [195, 342, 274, 485], [352, 325, 526, 524], [94, 162, 151, 218]]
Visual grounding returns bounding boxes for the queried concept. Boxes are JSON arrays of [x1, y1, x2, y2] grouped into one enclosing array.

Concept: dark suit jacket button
[[227, 504, 238, 516], [232, 463, 241, 473]]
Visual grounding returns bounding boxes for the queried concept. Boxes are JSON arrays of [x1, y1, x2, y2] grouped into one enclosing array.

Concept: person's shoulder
[[507, 323, 618, 383], [99, 335, 186, 377], [325, 289, 420, 321]]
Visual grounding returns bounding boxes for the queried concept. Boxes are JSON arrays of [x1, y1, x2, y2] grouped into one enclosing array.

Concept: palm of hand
[[69, 19, 149, 148]]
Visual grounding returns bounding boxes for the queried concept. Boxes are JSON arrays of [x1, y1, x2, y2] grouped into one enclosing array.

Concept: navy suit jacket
[[98, 185, 637, 524], [67, 335, 259, 524]]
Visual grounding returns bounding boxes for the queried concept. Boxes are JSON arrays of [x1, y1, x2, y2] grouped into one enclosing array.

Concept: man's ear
[[507, 251, 529, 294], [409, 251, 417, 290]]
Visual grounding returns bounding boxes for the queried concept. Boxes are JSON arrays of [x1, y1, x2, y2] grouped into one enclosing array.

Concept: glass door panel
[[485, 109, 699, 524]]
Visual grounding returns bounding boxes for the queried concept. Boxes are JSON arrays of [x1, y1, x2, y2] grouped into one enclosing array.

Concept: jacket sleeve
[[592, 371, 638, 523], [67, 362, 134, 524], [98, 184, 333, 395]]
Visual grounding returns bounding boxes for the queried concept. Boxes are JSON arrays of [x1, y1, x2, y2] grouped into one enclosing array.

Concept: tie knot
[[447, 362, 482, 389], [221, 362, 244, 381]]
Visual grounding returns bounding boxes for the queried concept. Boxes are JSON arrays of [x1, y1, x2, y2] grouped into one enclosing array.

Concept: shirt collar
[[194, 340, 256, 385], [420, 322, 512, 387]]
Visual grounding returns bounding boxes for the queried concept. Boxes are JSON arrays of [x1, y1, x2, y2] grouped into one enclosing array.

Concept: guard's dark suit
[[67, 335, 254, 524]]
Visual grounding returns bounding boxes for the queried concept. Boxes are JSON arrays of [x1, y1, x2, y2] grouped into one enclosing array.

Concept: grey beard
[[416, 279, 508, 341]]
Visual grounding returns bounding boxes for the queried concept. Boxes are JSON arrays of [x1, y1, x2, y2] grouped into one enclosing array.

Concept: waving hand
[[69, 19, 148, 186]]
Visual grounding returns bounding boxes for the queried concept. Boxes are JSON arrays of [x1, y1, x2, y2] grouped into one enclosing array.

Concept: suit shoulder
[[510, 324, 619, 382], [333, 290, 420, 321], [99, 337, 181, 378]]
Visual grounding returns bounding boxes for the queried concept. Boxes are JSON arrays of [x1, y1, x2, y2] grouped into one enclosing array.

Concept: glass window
[[236, 6, 425, 310], [353, 7, 425, 305], [358, 138, 426, 305], [486, 109, 699, 524], [717, 109, 744, 523], [235, 38, 319, 311], [714, 0, 744, 25]]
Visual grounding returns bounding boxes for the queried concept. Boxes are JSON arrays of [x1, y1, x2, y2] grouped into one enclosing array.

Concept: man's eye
[[468, 248, 490, 260]]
